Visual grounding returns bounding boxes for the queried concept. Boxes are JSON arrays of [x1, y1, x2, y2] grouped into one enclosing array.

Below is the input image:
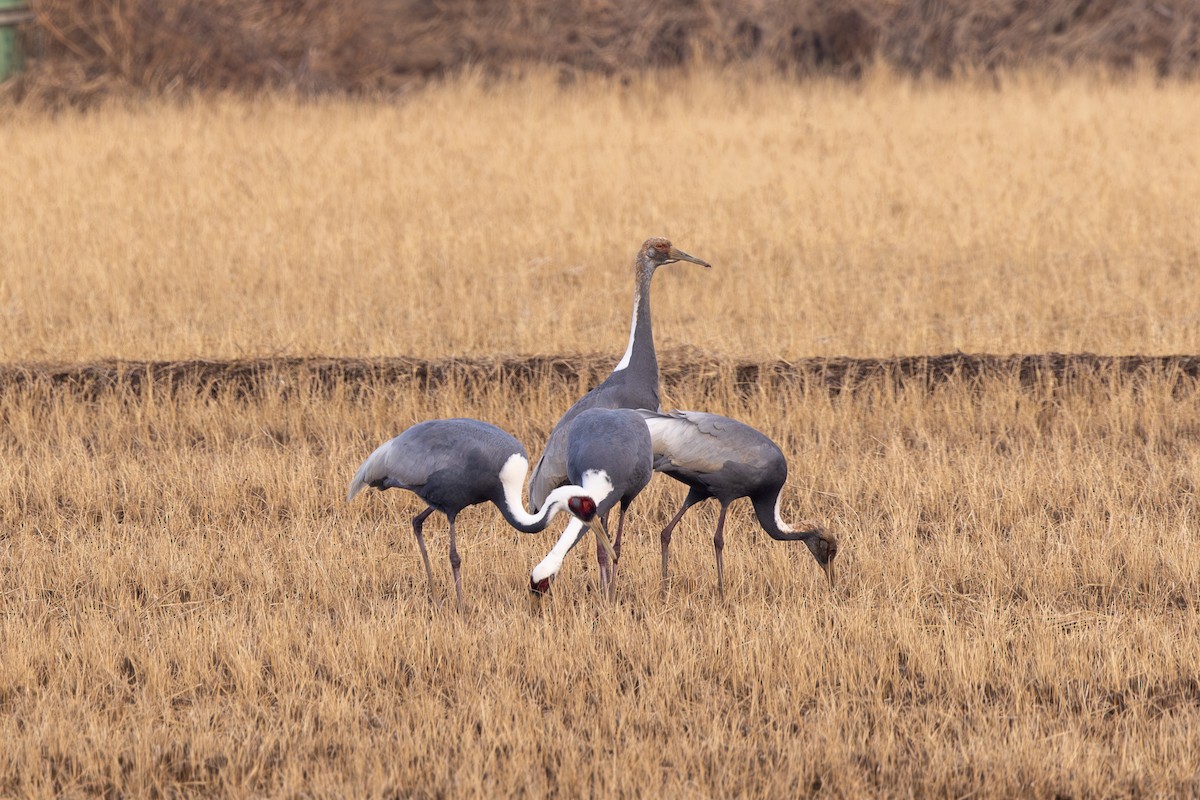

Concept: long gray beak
[[668, 246, 711, 268]]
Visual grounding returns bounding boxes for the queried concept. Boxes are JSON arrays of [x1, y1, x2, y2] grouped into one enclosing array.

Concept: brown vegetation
[[2, 75, 1198, 363], [7, 0, 1200, 105], [3, 362, 1200, 796], [5, 352, 1200, 401], [3, 71, 1200, 796]]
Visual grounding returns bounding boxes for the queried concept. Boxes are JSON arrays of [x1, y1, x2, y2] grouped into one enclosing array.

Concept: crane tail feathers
[[528, 461, 562, 512], [346, 455, 375, 502], [529, 430, 571, 511]]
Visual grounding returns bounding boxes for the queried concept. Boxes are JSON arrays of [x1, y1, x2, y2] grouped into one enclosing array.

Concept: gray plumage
[[348, 418, 592, 608], [530, 407, 654, 596], [349, 419, 516, 508], [528, 237, 710, 510], [567, 408, 654, 517], [637, 409, 839, 592]]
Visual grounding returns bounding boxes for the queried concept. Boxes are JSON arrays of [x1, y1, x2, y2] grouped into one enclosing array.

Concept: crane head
[[640, 237, 711, 270], [802, 526, 839, 589]]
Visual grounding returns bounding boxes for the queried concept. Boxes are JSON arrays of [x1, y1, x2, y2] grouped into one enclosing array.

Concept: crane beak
[[590, 519, 617, 563], [821, 560, 836, 589], [668, 246, 711, 268]]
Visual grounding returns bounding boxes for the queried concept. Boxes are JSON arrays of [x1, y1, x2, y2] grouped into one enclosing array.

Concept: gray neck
[[612, 265, 657, 385], [752, 492, 810, 542]]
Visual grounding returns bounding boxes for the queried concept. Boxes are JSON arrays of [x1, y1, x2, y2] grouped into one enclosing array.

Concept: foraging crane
[[529, 408, 653, 598], [348, 418, 599, 609], [528, 237, 710, 520], [637, 409, 838, 594]]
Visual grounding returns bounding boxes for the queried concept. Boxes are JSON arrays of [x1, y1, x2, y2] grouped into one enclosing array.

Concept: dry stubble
[[2, 368, 1200, 796]]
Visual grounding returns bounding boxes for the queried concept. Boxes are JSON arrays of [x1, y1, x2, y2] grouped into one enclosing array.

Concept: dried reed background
[[2, 72, 1200, 797], [10, 0, 1200, 106]]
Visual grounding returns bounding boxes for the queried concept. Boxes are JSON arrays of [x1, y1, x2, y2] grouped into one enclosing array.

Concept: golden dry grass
[[3, 369, 1200, 797], [3, 71, 1200, 797], [1, 70, 1199, 362]]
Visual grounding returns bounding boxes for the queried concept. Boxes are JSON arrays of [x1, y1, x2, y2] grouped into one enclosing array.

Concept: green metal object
[[0, 1, 30, 82]]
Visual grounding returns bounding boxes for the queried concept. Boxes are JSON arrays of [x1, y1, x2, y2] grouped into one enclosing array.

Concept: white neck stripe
[[774, 496, 795, 535], [499, 453, 541, 527], [612, 293, 640, 372]]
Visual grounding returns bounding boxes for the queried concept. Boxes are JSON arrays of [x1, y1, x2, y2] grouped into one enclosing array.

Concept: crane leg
[[713, 504, 729, 597], [447, 516, 464, 611], [595, 511, 611, 597], [411, 507, 438, 604], [613, 506, 627, 563], [608, 506, 628, 599], [659, 494, 701, 583]]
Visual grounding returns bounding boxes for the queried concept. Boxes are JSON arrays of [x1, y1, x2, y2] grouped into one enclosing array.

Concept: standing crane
[[529, 408, 653, 598], [348, 418, 598, 609], [528, 237, 710, 568], [637, 409, 839, 594]]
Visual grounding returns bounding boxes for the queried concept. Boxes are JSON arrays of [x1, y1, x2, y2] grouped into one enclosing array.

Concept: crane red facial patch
[[568, 496, 597, 521]]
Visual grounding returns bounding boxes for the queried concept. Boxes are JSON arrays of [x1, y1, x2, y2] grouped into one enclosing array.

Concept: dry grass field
[[1, 70, 1199, 363], [3, 367, 1200, 797], [2, 71, 1200, 797]]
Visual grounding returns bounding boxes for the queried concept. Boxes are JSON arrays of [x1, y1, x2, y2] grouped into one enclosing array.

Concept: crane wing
[[528, 423, 569, 511], [637, 409, 732, 474], [530, 373, 661, 510], [347, 422, 470, 501]]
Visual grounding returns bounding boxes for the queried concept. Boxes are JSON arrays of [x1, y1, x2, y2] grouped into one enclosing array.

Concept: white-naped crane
[[529, 407, 653, 599], [528, 237, 710, 518], [348, 418, 600, 609], [637, 409, 839, 594]]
